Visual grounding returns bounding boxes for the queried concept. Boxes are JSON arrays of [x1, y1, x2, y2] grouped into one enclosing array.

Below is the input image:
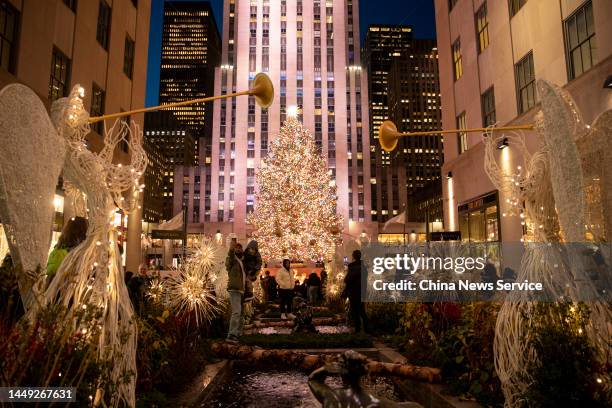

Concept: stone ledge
[[173, 360, 231, 408]]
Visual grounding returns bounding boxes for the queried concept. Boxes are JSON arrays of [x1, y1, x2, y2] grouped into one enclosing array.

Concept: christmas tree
[[248, 115, 343, 260]]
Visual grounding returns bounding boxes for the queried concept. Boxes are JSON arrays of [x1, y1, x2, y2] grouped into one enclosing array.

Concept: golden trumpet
[[378, 120, 535, 152], [88, 72, 274, 124]]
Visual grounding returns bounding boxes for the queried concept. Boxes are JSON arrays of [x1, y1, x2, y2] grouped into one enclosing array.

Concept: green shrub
[[366, 302, 404, 334], [519, 302, 610, 408]]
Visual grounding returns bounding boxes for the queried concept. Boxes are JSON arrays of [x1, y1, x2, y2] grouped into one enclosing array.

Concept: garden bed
[[239, 332, 373, 349]]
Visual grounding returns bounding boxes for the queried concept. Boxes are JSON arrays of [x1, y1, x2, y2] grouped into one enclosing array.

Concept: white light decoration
[[247, 116, 343, 260], [287, 105, 299, 118], [166, 236, 225, 325], [39, 84, 147, 407]]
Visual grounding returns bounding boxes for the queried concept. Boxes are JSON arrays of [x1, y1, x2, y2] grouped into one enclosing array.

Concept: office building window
[[515, 51, 536, 114], [476, 2, 489, 53], [509, 0, 527, 17], [481, 87, 496, 127], [96, 1, 111, 50], [0, 1, 18, 73], [564, 1, 596, 80], [49, 48, 71, 102], [452, 38, 462, 81], [456, 112, 467, 154], [448, 0, 458, 11], [124, 35, 135, 79], [91, 84, 105, 134], [63, 0, 77, 12]]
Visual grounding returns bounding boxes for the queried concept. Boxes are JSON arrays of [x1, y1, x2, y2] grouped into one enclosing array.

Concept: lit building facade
[[142, 137, 165, 223], [144, 111, 196, 221], [159, 1, 221, 164], [434, 0, 612, 242], [386, 42, 443, 230], [362, 25, 413, 223], [194, 0, 371, 241], [0, 0, 151, 272]]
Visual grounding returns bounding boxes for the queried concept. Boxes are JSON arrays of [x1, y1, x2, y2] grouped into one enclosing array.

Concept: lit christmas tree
[[248, 114, 343, 260]]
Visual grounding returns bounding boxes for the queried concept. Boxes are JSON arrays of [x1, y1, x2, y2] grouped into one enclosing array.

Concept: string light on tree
[[248, 116, 343, 260]]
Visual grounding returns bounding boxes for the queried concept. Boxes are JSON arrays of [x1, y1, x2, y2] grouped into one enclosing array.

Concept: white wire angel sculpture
[[43, 85, 146, 407], [484, 79, 611, 406]]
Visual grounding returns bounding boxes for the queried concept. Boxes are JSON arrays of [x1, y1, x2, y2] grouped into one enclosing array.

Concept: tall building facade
[[201, 0, 371, 241], [386, 42, 443, 229], [363, 27, 443, 239], [435, 0, 612, 242], [159, 1, 221, 164], [362, 24, 413, 173], [144, 111, 196, 221], [0, 0, 152, 272]]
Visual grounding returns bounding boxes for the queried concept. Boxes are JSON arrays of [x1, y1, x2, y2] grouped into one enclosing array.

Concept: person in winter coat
[[276, 259, 295, 320], [225, 242, 246, 343], [46, 216, 88, 279], [242, 240, 262, 302], [307, 271, 322, 304], [342, 250, 370, 333], [260, 270, 271, 302]]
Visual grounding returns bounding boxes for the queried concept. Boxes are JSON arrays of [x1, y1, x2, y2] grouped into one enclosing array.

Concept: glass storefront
[[458, 191, 500, 243]]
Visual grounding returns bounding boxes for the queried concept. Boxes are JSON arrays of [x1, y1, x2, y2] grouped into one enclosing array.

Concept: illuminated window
[[452, 38, 462, 80], [456, 112, 467, 154], [475, 2, 489, 53]]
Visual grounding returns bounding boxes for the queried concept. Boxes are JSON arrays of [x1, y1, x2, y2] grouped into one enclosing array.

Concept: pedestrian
[[260, 270, 271, 302], [46, 216, 88, 279], [129, 264, 150, 314], [294, 279, 305, 298], [276, 259, 295, 320], [242, 240, 262, 303], [307, 271, 321, 304], [225, 242, 246, 343], [269, 274, 278, 300], [320, 267, 328, 297], [342, 250, 370, 333]]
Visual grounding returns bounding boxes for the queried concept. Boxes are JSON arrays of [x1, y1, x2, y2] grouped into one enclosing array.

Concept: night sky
[[145, 0, 436, 106]]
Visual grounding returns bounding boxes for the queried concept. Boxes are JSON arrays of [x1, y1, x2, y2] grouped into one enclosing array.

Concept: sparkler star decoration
[[166, 236, 225, 326]]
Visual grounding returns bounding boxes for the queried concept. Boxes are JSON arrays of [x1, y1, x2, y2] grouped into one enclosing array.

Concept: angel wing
[[0, 84, 66, 306], [536, 80, 587, 242]]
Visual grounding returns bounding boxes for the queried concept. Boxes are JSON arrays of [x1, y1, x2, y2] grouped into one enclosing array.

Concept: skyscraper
[[144, 111, 196, 221], [363, 25, 443, 232], [201, 0, 372, 241], [159, 1, 221, 164], [363, 25, 413, 153], [386, 41, 443, 229]]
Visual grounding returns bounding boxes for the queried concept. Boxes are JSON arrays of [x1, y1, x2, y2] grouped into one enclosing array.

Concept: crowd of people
[[224, 240, 369, 343], [34, 220, 370, 344]]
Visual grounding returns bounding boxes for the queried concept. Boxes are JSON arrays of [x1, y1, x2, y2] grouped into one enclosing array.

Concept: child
[[242, 240, 262, 302]]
